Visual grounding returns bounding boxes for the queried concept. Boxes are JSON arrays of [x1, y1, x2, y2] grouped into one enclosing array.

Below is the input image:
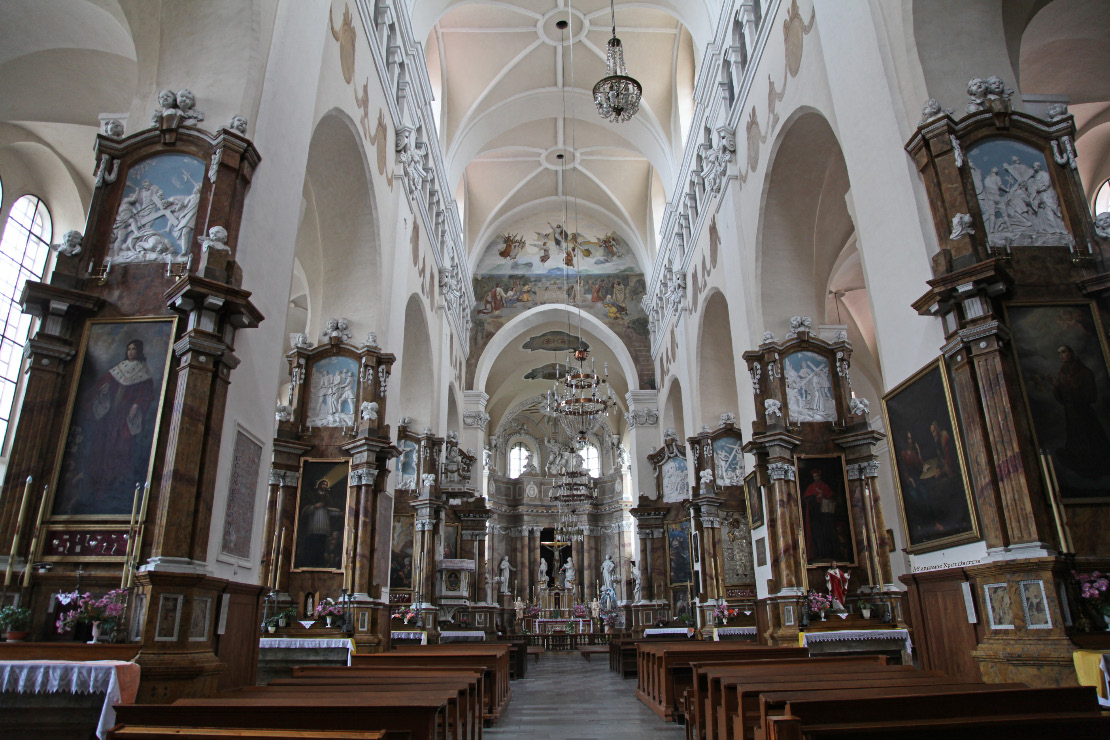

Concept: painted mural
[[469, 210, 652, 388]]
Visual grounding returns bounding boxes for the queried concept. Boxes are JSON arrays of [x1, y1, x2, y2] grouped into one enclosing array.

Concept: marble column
[[767, 461, 803, 592]]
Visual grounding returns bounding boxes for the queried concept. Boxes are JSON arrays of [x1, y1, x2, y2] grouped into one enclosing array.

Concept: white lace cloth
[[643, 627, 694, 636], [439, 630, 487, 642], [391, 631, 428, 644], [258, 637, 354, 665], [713, 626, 756, 639], [801, 628, 912, 655], [0, 659, 138, 739]]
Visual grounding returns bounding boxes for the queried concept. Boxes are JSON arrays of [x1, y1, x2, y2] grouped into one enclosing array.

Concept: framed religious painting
[[442, 523, 459, 560], [396, 439, 419, 492], [389, 514, 415, 590], [1005, 302, 1110, 502], [744, 470, 764, 529], [51, 317, 177, 519], [782, 350, 837, 423], [666, 520, 692, 585], [290, 458, 350, 571], [794, 455, 856, 566], [882, 359, 979, 552], [670, 586, 692, 620]]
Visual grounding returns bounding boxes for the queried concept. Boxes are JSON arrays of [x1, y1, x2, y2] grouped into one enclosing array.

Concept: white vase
[[860, 609, 871, 619], [326, 615, 334, 628], [88, 621, 101, 644]]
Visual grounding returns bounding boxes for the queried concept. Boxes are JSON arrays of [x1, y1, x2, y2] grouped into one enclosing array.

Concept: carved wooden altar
[[904, 80, 1110, 685]]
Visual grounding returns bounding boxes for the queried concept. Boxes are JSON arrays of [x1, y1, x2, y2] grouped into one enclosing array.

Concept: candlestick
[[122, 483, 143, 587], [22, 485, 51, 588], [274, 527, 286, 590], [5, 476, 33, 588]]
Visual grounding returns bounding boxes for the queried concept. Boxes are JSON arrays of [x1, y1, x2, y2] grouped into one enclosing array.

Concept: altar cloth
[[439, 630, 487, 642], [0, 659, 139, 739], [712, 626, 756, 640], [800, 628, 912, 656], [258, 637, 354, 664], [391, 630, 429, 644]]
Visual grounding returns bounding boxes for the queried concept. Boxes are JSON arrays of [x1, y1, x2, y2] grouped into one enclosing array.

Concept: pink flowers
[[314, 598, 345, 618], [392, 607, 418, 624], [1075, 571, 1109, 604], [55, 589, 127, 634], [806, 591, 833, 614]]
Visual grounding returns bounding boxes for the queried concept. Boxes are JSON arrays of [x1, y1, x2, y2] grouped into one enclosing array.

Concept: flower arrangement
[[1074, 571, 1110, 616], [55, 589, 126, 634], [526, 605, 540, 617], [713, 603, 739, 623], [806, 591, 833, 615], [392, 606, 418, 624], [314, 597, 344, 619], [572, 603, 588, 619]]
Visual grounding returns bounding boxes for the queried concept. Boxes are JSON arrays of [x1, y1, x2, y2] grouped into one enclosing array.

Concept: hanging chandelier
[[593, 0, 642, 123], [546, 348, 615, 432]]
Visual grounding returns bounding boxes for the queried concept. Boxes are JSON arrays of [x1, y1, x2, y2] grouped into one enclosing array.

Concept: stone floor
[[485, 651, 686, 740]]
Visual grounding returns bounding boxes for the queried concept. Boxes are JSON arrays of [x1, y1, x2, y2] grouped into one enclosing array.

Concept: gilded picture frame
[[1005, 301, 1110, 503], [882, 358, 979, 553], [794, 454, 857, 566], [744, 469, 764, 529], [290, 458, 351, 572], [665, 520, 692, 585], [50, 316, 177, 519]]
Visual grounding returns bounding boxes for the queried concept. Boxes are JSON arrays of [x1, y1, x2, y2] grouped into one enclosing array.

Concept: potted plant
[[857, 600, 874, 619], [314, 597, 345, 628], [0, 605, 32, 641], [55, 589, 126, 643]]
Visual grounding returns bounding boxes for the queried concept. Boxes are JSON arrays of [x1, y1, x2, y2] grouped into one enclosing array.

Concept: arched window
[[581, 442, 601, 478], [1095, 178, 1110, 216], [508, 443, 529, 478], [0, 194, 52, 448]]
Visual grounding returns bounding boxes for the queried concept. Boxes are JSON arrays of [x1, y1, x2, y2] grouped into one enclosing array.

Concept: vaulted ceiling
[[419, 0, 711, 274]]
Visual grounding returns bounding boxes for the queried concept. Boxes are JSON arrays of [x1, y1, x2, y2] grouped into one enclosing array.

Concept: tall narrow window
[[0, 194, 53, 448], [1095, 179, 1110, 216], [508, 443, 529, 478], [582, 442, 601, 478]]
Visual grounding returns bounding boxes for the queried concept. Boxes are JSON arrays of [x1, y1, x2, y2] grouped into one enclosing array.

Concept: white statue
[[560, 556, 575, 589], [764, 399, 783, 419], [200, 225, 230, 252], [590, 598, 600, 619], [226, 115, 248, 134], [1046, 103, 1069, 121], [917, 98, 953, 126], [51, 230, 82, 257], [538, 558, 549, 587], [360, 400, 379, 422], [363, 332, 379, 349], [1095, 212, 1110, 240], [152, 88, 179, 124], [421, 473, 436, 494], [322, 317, 353, 342], [290, 332, 312, 349], [275, 402, 292, 422], [631, 562, 643, 603], [102, 119, 124, 138], [601, 554, 616, 592], [949, 213, 975, 240], [499, 556, 515, 594], [720, 412, 736, 426], [514, 597, 525, 620], [849, 396, 870, 417], [966, 77, 988, 114], [761, 331, 775, 344], [175, 88, 205, 123], [521, 453, 538, 475]]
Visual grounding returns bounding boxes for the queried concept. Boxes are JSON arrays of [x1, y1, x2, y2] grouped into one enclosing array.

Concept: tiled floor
[[485, 651, 686, 740]]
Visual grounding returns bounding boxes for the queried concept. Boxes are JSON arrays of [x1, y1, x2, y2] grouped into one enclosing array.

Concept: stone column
[[350, 466, 378, 596], [766, 461, 803, 592], [462, 391, 490, 493]]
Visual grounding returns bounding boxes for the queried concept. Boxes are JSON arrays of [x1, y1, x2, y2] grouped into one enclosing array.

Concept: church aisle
[[484, 651, 685, 740]]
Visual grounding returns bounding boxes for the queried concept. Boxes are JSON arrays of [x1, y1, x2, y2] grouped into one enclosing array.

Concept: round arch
[[696, 289, 739, 424], [397, 294, 436, 429], [473, 303, 640, 394]]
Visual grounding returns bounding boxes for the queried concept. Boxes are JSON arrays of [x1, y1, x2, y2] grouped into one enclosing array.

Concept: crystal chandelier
[[546, 348, 615, 432], [593, 0, 642, 123]]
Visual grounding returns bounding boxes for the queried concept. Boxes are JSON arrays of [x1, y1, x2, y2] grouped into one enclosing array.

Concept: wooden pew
[[760, 686, 1104, 740], [686, 656, 894, 740], [115, 692, 452, 740], [349, 646, 510, 721], [636, 643, 808, 721], [266, 678, 483, 740], [110, 728, 387, 740], [609, 638, 638, 678], [764, 711, 1110, 740]]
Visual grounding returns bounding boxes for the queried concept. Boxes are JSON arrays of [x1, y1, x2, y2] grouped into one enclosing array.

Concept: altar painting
[[721, 510, 755, 585], [109, 153, 205, 263], [52, 317, 176, 517], [712, 436, 744, 486], [671, 586, 691, 620], [783, 351, 836, 422], [1006, 302, 1110, 502], [667, 521, 692, 585], [291, 459, 350, 571], [744, 470, 764, 528], [882, 360, 978, 551], [794, 455, 855, 565], [306, 356, 359, 428], [390, 515, 414, 589]]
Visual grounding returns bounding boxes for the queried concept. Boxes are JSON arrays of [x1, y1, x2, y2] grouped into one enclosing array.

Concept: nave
[[485, 652, 684, 740]]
